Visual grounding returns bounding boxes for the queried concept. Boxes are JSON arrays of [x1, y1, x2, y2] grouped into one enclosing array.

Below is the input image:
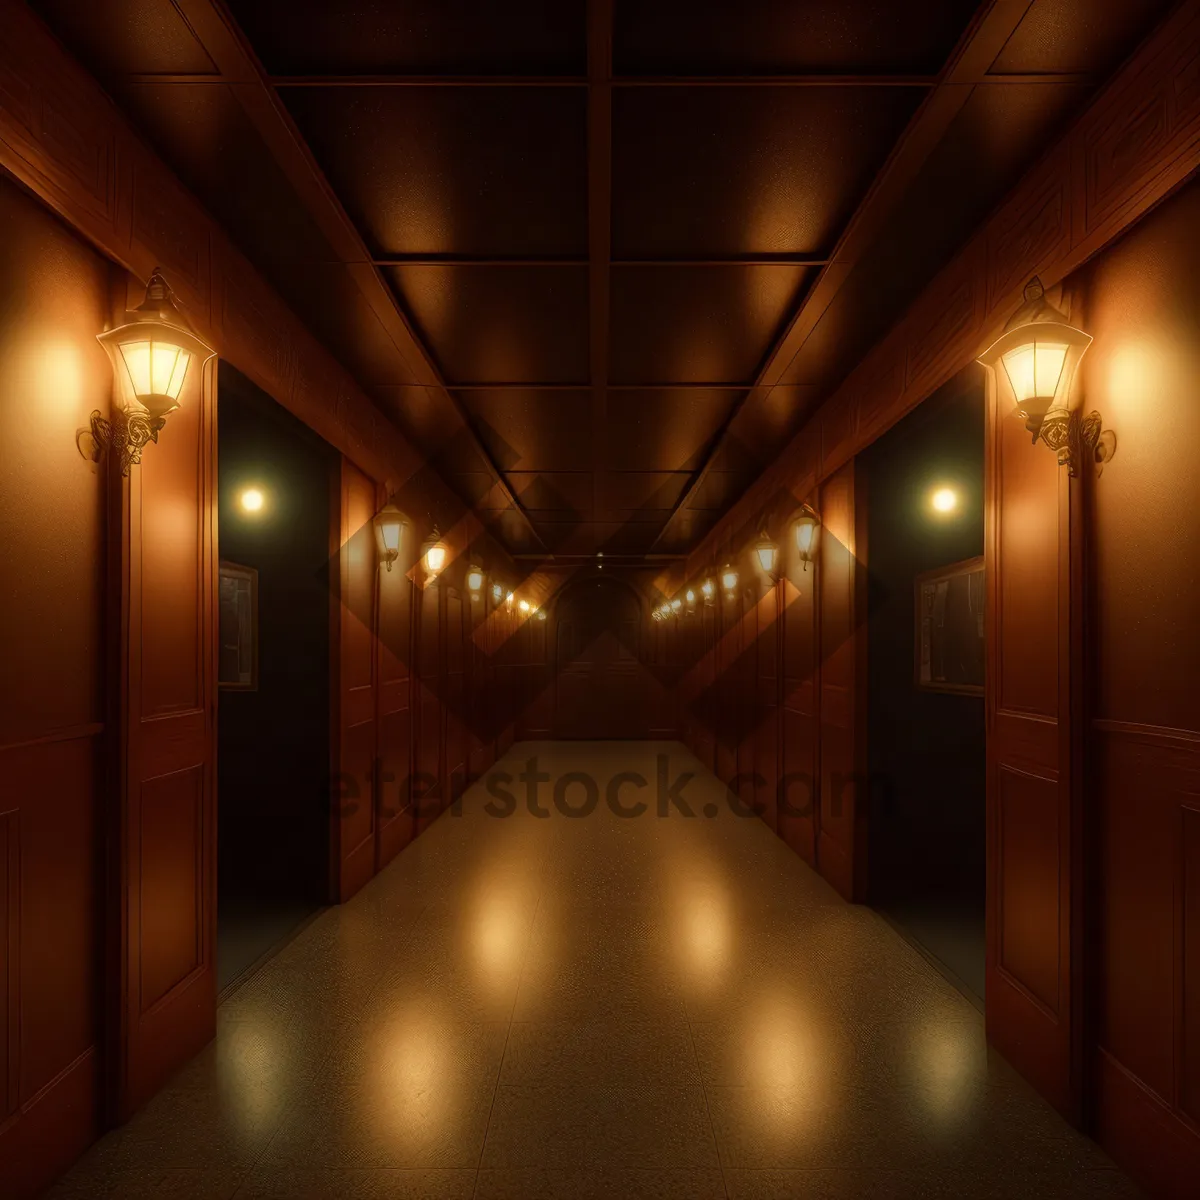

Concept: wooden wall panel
[[984, 363, 1077, 1120], [118, 332, 217, 1120], [330, 459, 378, 902], [780, 561, 819, 865], [375, 512, 414, 870], [816, 461, 867, 902], [0, 172, 109, 1199], [1077, 177, 1200, 1194], [415, 580, 444, 834]]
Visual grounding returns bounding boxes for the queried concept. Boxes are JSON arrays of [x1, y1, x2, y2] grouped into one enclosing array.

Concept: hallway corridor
[[49, 744, 1137, 1200]]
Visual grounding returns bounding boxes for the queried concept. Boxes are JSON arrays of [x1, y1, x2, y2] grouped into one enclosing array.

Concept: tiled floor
[[49, 742, 1141, 1199]]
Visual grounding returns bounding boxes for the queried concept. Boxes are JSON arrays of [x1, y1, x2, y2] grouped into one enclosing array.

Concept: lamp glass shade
[[536, 608, 546, 621], [755, 536, 778, 576], [505, 591, 514, 611], [670, 599, 682, 613], [116, 338, 191, 413], [685, 588, 695, 607], [518, 599, 530, 613], [373, 504, 406, 569], [1000, 340, 1068, 406], [721, 565, 739, 592], [467, 566, 484, 593], [423, 540, 446, 575], [700, 578, 714, 601], [793, 505, 821, 566], [492, 582, 503, 603]]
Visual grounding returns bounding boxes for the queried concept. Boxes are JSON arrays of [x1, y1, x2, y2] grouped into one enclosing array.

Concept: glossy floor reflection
[[49, 742, 1140, 1199]]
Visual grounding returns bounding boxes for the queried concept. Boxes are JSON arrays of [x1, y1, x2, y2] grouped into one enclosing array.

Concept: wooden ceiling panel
[[227, 0, 587, 76], [612, 87, 923, 257], [600, 472, 692, 517], [781, 81, 1094, 390], [603, 389, 736, 471], [281, 87, 588, 257], [990, 0, 1177, 76], [459, 390, 594, 472], [506, 472, 594, 520], [27, 0, 216, 77], [613, 0, 981, 75], [610, 266, 813, 384], [388, 267, 590, 384]]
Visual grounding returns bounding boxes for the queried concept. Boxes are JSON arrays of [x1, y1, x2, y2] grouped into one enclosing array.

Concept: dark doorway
[[863, 370, 986, 1002], [216, 363, 335, 993], [553, 577, 645, 739]]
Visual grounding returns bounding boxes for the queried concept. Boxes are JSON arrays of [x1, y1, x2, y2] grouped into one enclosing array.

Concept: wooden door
[[756, 582, 781, 833], [780, 548, 819, 865], [114, 348, 218, 1116], [817, 460, 868, 902], [715, 587, 740, 786], [553, 581, 644, 739], [985, 368, 1081, 1118], [415, 580, 444, 832], [375, 493, 413, 870], [330, 459, 378, 902]]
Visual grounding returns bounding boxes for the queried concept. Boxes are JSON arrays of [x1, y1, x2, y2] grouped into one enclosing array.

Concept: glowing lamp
[[700, 578, 715, 604], [685, 588, 696, 613], [978, 276, 1111, 475], [536, 607, 547, 621], [422, 526, 447, 579], [518, 599, 530, 614], [793, 504, 820, 571], [84, 270, 214, 475], [373, 503, 407, 571], [239, 487, 265, 515], [505, 591, 514, 613], [931, 488, 957, 514], [755, 531, 778, 579], [492, 582, 503, 604], [721, 564, 739, 596], [670, 598, 682, 614], [466, 564, 484, 599]]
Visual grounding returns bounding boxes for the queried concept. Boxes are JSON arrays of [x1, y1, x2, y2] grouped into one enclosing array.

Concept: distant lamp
[[518, 598, 530, 614], [239, 487, 265, 515], [721, 563, 739, 599], [505, 591, 514, 613], [930, 487, 958, 514], [670, 598, 682, 615], [979, 276, 1113, 475], [755, 531, 778, 579], [793, 504, 821, 571], [536, 607, 547, 622], [422, 526, 447, 579], [373, 503, 407, 572], [84, 270, 214, 475], [685, 588, 696, 614], [467, 564, 484, 600], [492, 581, 503, 604], [700, 578, 715, 605]]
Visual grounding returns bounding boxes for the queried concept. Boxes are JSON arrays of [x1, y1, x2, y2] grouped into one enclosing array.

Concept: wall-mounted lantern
[[505, 591, 514, 613], [754, 531, 778, 580], [466, 564, 484, 601], [422, 525, 447, 580], [670, 598, 682, 616], [536, 607, 547, 622], [82, 270, 215, 475], [978, 276, 1114, 476], [793, 503, 821, 571], [374, 503, 407, 572], [720, 563, 739, 601], [685, 588, 696, 614], [700, 577, 715, 605], [518, 598, 531, 614], [492, 581, 504, 605]]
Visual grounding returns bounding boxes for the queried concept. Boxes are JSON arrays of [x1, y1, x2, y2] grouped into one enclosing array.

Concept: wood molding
[[676, 0, 1200, 588]]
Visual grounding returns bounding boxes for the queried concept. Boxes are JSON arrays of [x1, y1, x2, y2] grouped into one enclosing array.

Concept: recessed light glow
[[931, 487, 958, 514], [239, 487, 265, 514]]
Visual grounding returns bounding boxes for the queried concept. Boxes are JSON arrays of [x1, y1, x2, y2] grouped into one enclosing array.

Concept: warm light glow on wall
[[239, 486, 265, 514], [930, 487, 958, 514], [492, 582, 503, 604], [422, 527, 446, 578]]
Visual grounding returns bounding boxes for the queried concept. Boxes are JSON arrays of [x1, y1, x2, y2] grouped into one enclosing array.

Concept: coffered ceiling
[[28, 0, 1178, 557]]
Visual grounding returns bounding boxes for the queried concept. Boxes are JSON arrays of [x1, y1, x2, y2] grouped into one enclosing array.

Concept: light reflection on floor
[[49, 741, 1140, 1199]]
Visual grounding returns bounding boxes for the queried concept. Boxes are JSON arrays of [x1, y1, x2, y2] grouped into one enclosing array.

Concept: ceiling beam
[[169, 0, 547, 550], [446, 383, 758, 392], [375, 255, 832, 267], [587, 0, 614, 555], [648, 0, 1038, 551]]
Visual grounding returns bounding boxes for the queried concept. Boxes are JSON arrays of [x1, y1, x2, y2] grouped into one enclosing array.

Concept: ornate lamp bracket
[[77, 408, 168, 477], [1034, 410, 1117, 477]]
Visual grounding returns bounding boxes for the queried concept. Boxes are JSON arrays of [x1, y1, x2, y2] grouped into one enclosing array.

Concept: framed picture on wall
[[219, 561, 258, 691], [915, 555, 985, 696]]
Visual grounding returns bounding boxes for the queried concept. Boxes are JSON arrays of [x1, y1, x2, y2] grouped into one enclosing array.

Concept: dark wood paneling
[[816, 460, 866, 901], [375, 503, 413, 869], [984, 359, 1077, 1120], [330, 459, 378, 901], [780, 557, 819, 864], [118, 323, 217, 1120], [415, 577, 444, 833]]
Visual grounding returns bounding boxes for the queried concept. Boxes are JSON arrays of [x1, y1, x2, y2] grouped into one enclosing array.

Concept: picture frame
[[218, 560, 258, 691], [914, 555, 985, 696]]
